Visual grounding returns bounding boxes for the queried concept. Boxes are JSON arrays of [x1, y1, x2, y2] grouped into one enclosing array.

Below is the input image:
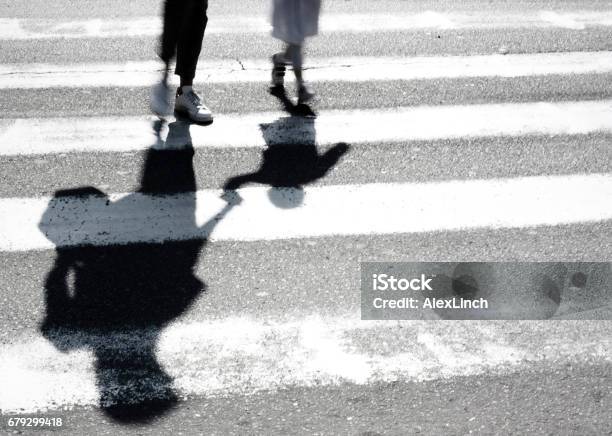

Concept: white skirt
[[271, 0, 321, 45]]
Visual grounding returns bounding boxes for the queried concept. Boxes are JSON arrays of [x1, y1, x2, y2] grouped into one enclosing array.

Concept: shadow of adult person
[[38, 121, 239, 423], [223, 114, 349, 208]]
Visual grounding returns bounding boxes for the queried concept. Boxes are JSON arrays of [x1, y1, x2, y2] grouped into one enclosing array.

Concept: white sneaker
[[174, 89, 213, 125], [150, 81, 172, 116]]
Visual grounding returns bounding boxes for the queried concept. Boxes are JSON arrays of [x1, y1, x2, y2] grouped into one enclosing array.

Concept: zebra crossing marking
[[0, 317, 609, 413], [2, 100, 612, 156], [0, 173, 610, 251], [2, 51, 612, 89], [2, 10, 612, 40]]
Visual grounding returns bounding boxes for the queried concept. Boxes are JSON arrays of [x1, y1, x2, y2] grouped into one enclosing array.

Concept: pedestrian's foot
[[297, 84, 315, 104], [269, 83, 286, 98], [150, 80, 172, 117], [271, 53, 286, 87], [174, 88, 213, 125]]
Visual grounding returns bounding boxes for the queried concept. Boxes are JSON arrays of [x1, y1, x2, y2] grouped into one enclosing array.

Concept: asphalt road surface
[[0, 0, 611, 434]]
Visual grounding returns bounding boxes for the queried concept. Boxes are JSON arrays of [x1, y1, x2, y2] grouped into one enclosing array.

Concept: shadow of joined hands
[[223, 114, 349, 208]]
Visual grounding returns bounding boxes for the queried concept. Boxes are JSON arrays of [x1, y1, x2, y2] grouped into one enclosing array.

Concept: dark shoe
[[298, 84, 315, 104], [271, 53, 286, 87]]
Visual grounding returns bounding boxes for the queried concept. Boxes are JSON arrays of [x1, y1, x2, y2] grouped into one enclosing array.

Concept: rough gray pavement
[[0, 0, 611, 434]]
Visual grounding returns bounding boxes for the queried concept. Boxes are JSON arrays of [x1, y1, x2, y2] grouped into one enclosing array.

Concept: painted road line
[[2, 11, 612, 40], [2, 100, 612, 156], [2, 51, 612, 89], [0, 173, 610, 251], [0, 317, 609, 413]]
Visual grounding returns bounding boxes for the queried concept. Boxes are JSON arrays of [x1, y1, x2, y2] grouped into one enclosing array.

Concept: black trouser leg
[[175, 0, 208, 82], [159, 0, 208, 82], [159, 0, 184, 68]]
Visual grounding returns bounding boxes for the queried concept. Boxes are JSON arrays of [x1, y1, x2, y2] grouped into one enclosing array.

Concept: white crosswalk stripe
[[1, 174, 610, 251], [1, 318, 610, 413], [0, 2, 611, 419], [3, 100, 612, 155], [3, 51, 612, 89], [2, 10, 612, 40]]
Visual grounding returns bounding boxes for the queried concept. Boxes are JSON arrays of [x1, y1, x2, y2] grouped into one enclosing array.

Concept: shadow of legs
[[96, 329, 178, 423]]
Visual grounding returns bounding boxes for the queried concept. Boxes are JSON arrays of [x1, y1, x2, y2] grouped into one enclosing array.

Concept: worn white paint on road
[[0, 173, 611, 251], [2, 51, 612, 89], [1, 100, 612, 156], [1, 11, 612, 40], [0, 317, 610, 413]]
